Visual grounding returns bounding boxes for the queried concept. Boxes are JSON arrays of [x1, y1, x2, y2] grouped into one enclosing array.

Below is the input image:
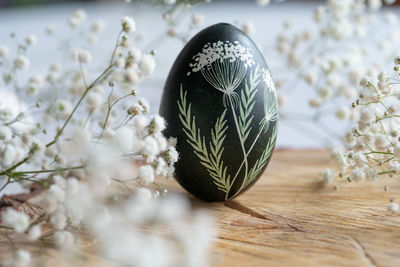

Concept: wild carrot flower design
[[180, 40, 276, 200], [188, 41, 255, 108]]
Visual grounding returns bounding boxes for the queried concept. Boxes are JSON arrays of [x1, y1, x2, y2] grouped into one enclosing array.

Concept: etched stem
[[225, 122, 267, 200], [226, 96, 248, 200]]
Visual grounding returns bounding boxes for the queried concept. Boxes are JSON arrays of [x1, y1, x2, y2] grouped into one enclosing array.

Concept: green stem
[[0, 178, 10, 192], [13, 165, 84, 175], [378, 170, 396, 175], [46, 65, 114, 148], [0, 65, 114, 190], [364, 151, 393, 155]]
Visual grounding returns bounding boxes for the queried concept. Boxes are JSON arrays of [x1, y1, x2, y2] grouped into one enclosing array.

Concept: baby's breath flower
[[155, 157, 167, 176], [47, 184, 65, 204], [332, 149, 348, 172], [167, 27, 178, 37], [393, 144, 400, 159], [138, 165, 155, 185], [388, 160, 400, 173], [142, 135, 160, 162], [86, 92, 102, 109], [351, 167, 366, 182], [126, 68, 142, 84], [192, 14, 204, 26], [387, 202, 399, 212], [91, 19, 105, 33], [27, 225, 42, 241], [1, 208, 29, 233], [2, 144, 17, 167], [121, 16, 136, 34], [167, 146, 179, 164], [366, 168, 378, 181], [25, 34, 37, 45], [72, 49, 92, 64], [139, 54, 156, 75], [374, 134, 389, 150], [73, 9, 87, 21], [241, 22, 256, 35], [314, 5, 326, 23], [322, 168, 335, 185], [335, 107, 349, 120], [0, 10, 209, 266], [304, 71, 317, 85], [54, 99, 72, 119], [353, 151, 367, 167], [0, 126, 13, 141], [151, 115, 166, 133], [344, 131, 356, 146], [0, 45, 10, 58], [394, 56, 400, 65], [14, 55, 30, 70], [54, 231, 74, 249], [138, 98, 150, 113], [13, 249, 31, 267], [50, 213, 67, 230]]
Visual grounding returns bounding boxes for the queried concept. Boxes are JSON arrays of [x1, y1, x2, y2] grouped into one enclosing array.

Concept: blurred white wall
[[0, 0, 348, 152]]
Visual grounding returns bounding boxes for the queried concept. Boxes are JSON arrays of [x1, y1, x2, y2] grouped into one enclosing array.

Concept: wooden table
[[201, 149, 400, 267], [1, 150, 400, 266]]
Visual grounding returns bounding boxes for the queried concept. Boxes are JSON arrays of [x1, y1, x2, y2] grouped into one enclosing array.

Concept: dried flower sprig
[[323, 56, 400, 210], [0, 10, 213, 266], [259, 0, 400, 146], [143, 0, 208, 48]]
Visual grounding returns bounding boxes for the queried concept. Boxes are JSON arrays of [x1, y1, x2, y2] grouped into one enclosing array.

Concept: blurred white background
[[0, 1, 327, 148], [1, 0, 399, 152]]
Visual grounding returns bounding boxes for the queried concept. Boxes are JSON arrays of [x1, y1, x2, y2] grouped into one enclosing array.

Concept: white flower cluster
[[1, 208, 29, 233], [189, 40, 255, 74], [324, 57, 400, 210], [0, 10, 213, 267], [263, 0, 400, 146]]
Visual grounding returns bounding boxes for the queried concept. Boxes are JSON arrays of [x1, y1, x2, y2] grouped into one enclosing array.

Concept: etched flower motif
[[188, 40, 255, 107], [260, 68, 278, 131]]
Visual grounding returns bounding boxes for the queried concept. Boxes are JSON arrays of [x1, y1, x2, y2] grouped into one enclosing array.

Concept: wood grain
[[1, 149, 400, 267]]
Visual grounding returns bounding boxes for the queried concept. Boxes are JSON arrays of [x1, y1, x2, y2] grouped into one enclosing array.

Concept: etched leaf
[[239, 66, 260, 143], [245, 126, 277, 188], [177, 85, 231, 193]]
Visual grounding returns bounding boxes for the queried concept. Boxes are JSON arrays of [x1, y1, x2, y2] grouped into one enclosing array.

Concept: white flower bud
[[192, 14, 204, 25], [1, 208, 29, 233], [139, 54, 156, 75], [0, 45, 10, 58], [322, 168, 334, 185], [352, 167, 365, 182], [27, 225, 42, 241], [14, 55, 30, 70], [50, 213, 67, 230], [138, 165, 155, 185], [387, 202, 399, 212], [14, 249, 31, 267], [25, 34, 37, 45], [91, 19, 105, 33], [121, 16, 136, 34], [335, 107, 349, 120]]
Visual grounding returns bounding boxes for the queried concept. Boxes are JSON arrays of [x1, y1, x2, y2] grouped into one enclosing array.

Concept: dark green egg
[[160, 23, 278, 202]]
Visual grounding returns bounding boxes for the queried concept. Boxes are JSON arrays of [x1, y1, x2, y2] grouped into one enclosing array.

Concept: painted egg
[[160, 23, 278, 202]]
